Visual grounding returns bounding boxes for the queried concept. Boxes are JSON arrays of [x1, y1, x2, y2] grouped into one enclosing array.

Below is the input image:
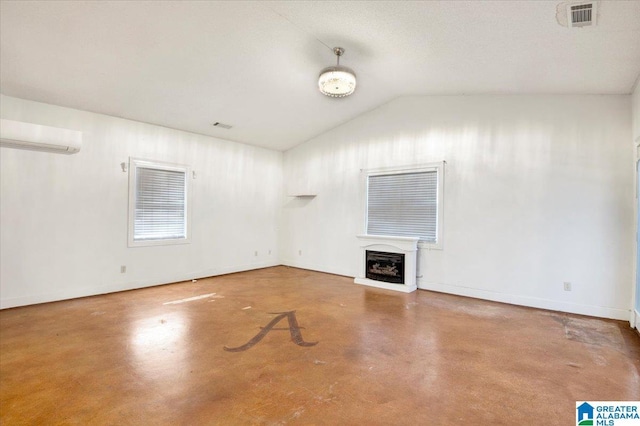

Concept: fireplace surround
[[354, 235, 419, 293]]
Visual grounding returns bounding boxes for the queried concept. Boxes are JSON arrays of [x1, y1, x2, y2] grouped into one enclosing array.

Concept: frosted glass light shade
[[318, 66, 356, 97]]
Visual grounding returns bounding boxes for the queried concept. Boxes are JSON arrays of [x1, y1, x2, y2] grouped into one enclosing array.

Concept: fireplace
[[354, 235, 419, 293], [366, 251, 405, 284]]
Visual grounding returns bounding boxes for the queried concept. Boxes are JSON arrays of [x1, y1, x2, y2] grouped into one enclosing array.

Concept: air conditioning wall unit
[[0, 119, 82, 154]]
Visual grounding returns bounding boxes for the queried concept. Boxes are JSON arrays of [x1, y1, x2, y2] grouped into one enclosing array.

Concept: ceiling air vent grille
[[567, 2, 596, 27], [212, 122, 232, 129]]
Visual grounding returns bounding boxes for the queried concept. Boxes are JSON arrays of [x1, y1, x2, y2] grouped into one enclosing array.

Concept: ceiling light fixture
[[318, 47, 356, 98]]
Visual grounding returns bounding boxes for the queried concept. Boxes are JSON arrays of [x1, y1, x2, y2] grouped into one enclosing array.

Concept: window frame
[[364, 162, 444, 250], [128, 157, 191, 248]]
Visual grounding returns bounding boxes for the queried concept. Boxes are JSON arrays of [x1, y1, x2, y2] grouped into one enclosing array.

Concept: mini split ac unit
[[0, 119, 82, 154]]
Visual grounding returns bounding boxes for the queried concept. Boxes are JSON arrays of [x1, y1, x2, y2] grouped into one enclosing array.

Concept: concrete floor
[[1, 266, 638, 425]]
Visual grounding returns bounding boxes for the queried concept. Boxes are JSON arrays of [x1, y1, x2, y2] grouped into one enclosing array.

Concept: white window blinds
[[367, 171, 438, 242], [129, 159, 189, 246]]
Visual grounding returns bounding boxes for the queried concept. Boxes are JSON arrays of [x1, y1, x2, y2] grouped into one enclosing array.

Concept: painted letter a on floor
[[224, 311, 318, 352]]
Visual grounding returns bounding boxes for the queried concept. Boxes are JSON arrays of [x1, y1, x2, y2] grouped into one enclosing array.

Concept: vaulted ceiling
[[1, 1, 639, 151]]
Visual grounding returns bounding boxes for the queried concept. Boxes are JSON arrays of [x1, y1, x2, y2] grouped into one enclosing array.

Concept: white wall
[[282, 95, 634, 320], [2, 94, 635, 321], [632, 80, 640, 328], [0, 95, 282, 308]]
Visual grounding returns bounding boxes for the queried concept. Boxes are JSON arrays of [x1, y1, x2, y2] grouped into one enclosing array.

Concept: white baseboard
[[3, 262, 631, 323], [281, 262, 630, 321], [0, 261, 279, 310], [418, 280, 629, 321], [204, 261, 280, 278], [634, 308, 640, 330], [280, 259, 354, 278]]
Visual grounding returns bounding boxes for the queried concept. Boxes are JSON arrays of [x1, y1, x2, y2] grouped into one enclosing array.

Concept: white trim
[[281, 260, 631, 321], [362, 162, 444, 175], [128, 157, 192, 248], [419, 280, 630, 321], [0, 261, 279, 310], [362, 161, 445, 250], [3, 259, 630, 321]]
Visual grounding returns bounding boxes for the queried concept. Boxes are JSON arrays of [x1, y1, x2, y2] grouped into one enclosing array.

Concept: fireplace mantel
[[354, 235, 419, 293]]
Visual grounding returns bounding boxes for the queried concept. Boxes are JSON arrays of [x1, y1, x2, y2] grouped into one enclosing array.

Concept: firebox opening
[[365, 250, 405, 284]]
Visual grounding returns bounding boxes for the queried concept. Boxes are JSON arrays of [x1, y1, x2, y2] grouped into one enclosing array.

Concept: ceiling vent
[[567, 2, 597, 27], [212, 122, 232, 129]]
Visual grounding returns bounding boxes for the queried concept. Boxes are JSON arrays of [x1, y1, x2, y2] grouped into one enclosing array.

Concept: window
[[128, 158, 190, 247], [366, 163, 443, 249]]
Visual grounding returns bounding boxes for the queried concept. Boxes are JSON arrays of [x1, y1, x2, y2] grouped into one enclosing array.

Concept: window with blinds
[[128, 159, 190, 247], [366, 165, 442, 246]]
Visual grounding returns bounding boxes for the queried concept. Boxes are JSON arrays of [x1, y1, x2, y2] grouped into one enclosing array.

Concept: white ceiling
[[1, 1, 639, 151]]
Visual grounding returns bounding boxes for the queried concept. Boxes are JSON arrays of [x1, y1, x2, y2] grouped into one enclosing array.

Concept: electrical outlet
[[563, 281, 571, 291], [120, 265, 126, 273], [268, 249, 272, 255], [254, 251, 258, 257], [298, 250, 302, 256]]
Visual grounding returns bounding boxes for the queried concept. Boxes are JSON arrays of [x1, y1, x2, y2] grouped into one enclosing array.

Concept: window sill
[[418, 241, 443, 250], [128, 237, 191, 248]]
